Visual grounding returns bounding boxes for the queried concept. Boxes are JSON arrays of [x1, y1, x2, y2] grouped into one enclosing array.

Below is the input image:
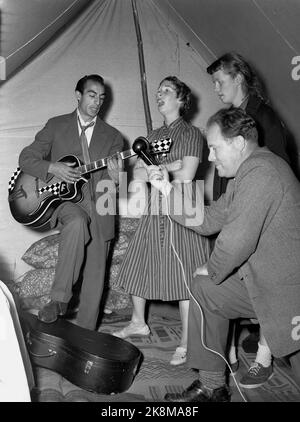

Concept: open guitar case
[[19, 311, 142, 395]]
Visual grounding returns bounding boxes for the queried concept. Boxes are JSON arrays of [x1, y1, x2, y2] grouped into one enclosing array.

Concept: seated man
[[19, 74, 123, 330], [145, 108, 300, 402]]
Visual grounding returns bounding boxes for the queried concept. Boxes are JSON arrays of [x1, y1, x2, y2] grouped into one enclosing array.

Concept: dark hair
[[75, 74, 105, 94], [207, 108, 258, 144], [206, 52, 265, 100], [159, 76, 191, 115]]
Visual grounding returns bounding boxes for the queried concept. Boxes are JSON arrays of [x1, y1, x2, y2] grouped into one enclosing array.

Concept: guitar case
[[19, 311, 142, 395]]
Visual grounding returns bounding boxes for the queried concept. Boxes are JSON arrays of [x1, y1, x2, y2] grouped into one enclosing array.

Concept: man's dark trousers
[[188, 273, 300, 387]]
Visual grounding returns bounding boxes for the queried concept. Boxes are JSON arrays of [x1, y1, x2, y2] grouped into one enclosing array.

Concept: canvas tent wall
[[0, 0, 220, 281], [156, 0, 300, 170]]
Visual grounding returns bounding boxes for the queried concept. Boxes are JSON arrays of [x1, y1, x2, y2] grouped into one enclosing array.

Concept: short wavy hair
[[207, 52, 265, 101], [207, 108, 258, 144], [159, 76, 191, 116]]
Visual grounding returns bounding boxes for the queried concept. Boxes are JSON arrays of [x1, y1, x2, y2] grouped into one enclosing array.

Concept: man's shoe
[[38, 300, 68, 323], [170, 347, 187, 366], [112, 322, 150, 339], [239, 362, 273, 389], [165, 379, 231, 402]]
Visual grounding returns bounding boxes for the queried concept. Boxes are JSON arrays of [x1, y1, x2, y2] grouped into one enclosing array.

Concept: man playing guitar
[[18, 74, 124, 329]]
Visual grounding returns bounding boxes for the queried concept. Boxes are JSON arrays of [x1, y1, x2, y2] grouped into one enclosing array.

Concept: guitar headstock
[[149, 138, 172, 155]]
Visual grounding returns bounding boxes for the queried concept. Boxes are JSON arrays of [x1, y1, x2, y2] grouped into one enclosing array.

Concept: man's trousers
[[188, 272, 300, 387], [50, 201, 110, 330]]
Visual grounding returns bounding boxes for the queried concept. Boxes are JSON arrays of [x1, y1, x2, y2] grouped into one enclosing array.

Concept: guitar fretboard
[[78, 150, 135, 175]]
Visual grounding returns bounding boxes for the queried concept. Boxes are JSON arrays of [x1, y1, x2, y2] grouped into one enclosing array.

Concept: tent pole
[[131, 0, 152, 134]]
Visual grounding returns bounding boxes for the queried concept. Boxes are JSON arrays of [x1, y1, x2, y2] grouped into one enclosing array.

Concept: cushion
[[1, 279, 51, 311], [16, 217, 140, 312], [104, 289, 132, 311], [21, 234, 59, 269], [117, 217, 140, 234], [18, 268, 55, 298], [20, 295, 51, 311]]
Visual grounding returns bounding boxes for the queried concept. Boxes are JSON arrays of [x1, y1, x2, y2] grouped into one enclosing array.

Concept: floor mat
[[33, 312, 300, 402]]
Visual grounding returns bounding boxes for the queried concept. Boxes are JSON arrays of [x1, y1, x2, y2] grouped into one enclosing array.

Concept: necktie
[[78, 119, 95, 164], [78, 118, 95, 203]]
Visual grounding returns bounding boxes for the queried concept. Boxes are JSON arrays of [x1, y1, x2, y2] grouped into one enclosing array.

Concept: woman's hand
[[165, 160, 183, 172], [193, 263, 208, 278], [133, 157, 149, 181], [171, 156, 199, 183]]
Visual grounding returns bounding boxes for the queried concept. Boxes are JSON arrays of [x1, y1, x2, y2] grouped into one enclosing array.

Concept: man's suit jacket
[[171, 148, 300, 357], [19, 110, 124, 241]]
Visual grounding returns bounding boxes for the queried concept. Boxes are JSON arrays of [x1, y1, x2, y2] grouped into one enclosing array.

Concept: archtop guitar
[[8, 137, 172, 228]]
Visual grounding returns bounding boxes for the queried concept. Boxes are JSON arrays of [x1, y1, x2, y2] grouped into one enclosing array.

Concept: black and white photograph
[[0, 0, 300, 406]]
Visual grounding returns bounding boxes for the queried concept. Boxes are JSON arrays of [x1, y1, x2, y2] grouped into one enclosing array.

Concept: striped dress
[[115, 117, 210, 301]]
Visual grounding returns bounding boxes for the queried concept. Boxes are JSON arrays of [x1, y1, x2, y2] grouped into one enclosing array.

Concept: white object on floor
[[170, 346, 187, 366], [0, 281, 35, 402]]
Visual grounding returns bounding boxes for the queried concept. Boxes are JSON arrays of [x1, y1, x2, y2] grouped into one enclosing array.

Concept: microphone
[[132, 136, 163, 181], [132, 136, 159, 165]]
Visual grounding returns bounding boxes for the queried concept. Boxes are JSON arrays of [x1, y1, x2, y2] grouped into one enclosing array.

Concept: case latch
[[84, 360, 93, 374]]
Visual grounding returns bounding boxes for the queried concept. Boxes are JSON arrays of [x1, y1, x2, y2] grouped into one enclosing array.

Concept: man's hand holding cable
[[141, 162, 173, 196]]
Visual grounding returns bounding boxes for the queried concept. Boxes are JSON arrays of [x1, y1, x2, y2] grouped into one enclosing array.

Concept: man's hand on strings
[[107, 152, 124, 184]]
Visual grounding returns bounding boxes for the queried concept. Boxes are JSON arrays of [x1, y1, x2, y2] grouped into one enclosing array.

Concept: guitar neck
[[78, 149, 136, 175]]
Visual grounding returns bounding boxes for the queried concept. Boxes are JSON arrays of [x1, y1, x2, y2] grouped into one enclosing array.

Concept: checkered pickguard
[[39, 183, 61, 195], [8, 168, 21, 193]]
